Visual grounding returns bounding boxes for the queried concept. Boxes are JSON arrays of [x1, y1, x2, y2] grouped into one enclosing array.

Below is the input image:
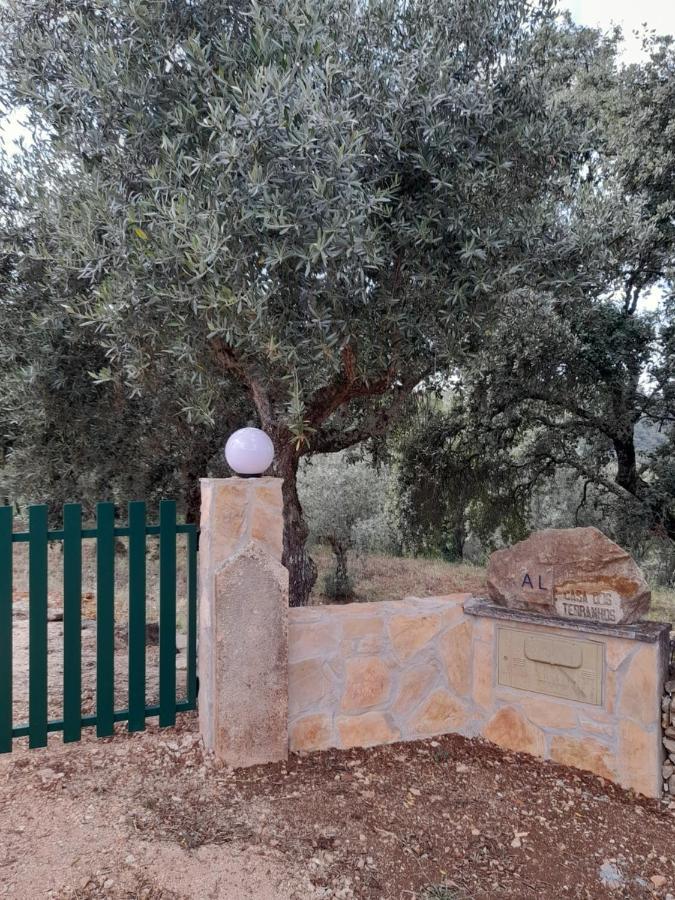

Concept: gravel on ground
[[2, 713, 675, 899]]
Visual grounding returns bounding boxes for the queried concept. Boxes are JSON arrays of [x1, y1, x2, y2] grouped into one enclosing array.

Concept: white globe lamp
[[224, 427, 275, 476]]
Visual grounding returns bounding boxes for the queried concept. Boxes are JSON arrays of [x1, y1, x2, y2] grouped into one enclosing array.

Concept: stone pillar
[[199, 477, 288, 767]]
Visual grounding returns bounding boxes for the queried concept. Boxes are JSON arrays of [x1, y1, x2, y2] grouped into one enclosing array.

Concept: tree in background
[[390, 26, 675, 562], [460, 295, 671, 539], [454, 33, 675, 547], [0, 0, 603, 603], [299, 452, 394, 601], [394, 402, 529, 560]]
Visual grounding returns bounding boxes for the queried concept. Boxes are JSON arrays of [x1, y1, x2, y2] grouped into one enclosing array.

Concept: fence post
[[198, 477, 288, 767]]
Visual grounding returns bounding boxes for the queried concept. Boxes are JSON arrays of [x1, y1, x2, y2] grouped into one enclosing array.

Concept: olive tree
[[0, 148, 251, 519], [0, 0, 598, 603], [299, 452, 390, 601]]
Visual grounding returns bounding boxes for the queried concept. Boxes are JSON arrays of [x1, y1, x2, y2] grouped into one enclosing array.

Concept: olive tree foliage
[[298, 452, 395, 600], [0, 148, 250, 521], [0, 0, 600, 603]]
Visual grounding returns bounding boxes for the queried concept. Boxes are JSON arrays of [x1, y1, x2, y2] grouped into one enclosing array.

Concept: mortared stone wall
[[288, 594, 669, 797]]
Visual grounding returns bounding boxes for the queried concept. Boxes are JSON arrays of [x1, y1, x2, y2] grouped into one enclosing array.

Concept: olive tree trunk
[[276, 447, 317, 607], [329, 541, 353, 603]]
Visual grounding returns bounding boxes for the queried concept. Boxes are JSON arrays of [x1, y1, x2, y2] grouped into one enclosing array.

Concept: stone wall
[[288, 594, 670, 797], [661, 640, 675, 795]]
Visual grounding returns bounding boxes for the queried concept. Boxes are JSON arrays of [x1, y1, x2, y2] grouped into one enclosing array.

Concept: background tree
[[299, 451, 391, 601], [449, 33, 675, 548], [0, 0, 609, 602], [458, 295, 663, 533], [394, 401, 529, 559]]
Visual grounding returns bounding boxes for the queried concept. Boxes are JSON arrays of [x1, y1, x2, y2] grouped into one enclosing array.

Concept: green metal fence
[[0, 499, 198, 753]]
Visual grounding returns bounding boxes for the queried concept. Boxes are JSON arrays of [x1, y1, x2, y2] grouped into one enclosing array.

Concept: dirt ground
[[6, 544, 675, 899], [310, 551, 488, 605], [310, 550, 675, 622], [2, 714, 675, 900]]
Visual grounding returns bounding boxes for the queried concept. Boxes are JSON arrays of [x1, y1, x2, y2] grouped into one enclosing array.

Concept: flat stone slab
[[465, 597, 671, 644], [210, 542, 289, 767], [486, 527, 651, 625]]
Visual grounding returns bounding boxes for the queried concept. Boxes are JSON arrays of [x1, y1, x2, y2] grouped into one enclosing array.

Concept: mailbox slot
[[498, 627, 604, 705]]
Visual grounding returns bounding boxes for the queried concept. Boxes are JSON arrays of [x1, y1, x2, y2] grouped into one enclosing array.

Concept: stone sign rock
[[487, 527, 650, 625]]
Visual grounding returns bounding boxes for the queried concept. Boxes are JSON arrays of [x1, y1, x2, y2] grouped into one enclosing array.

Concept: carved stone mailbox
[[463, 527, 670, 797], [497, 627, 604, 705]]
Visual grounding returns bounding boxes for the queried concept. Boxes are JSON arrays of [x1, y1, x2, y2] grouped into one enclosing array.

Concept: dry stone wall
[[288, 595, 669, 798]]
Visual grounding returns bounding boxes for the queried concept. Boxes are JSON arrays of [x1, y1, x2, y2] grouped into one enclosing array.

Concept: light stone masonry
[[199, 477, 288, 767], [196, 479, 669, 795], [288, 594, 670, 797]]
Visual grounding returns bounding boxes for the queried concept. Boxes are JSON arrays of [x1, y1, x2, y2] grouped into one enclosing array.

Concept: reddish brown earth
[[1, 713, 675, 899]]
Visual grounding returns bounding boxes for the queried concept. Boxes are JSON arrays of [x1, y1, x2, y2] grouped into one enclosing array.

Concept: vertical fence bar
[[159, 500, 176, 727], [28, 505, 48, 749], [0, 507, 13, 752], [96, 502, 115, 737], [186, 526, 198, 708], [127, 501, 146, 732], [62, 504, 82, 743]]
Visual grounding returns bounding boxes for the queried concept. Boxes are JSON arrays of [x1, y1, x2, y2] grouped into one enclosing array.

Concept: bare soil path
[[2, 715, 675, 899]]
